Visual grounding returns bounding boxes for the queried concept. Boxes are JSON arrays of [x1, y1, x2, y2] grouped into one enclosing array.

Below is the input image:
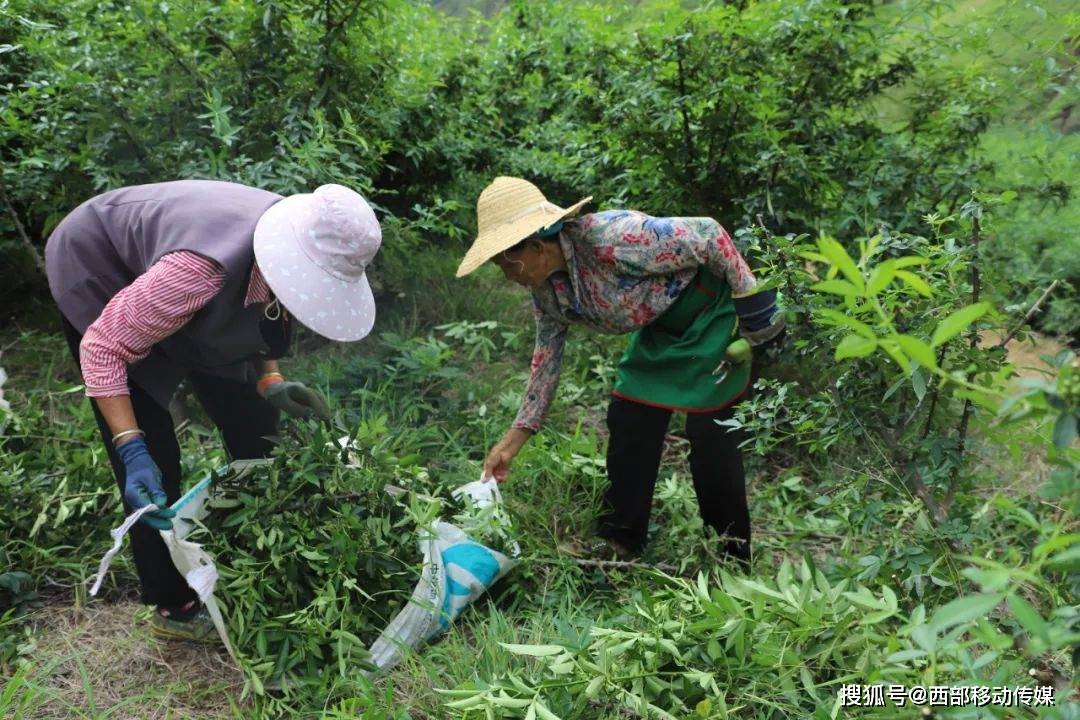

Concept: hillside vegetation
[[1, 0, 1077, 718]]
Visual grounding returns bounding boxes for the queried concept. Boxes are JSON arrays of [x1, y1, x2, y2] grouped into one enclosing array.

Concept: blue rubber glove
[[117, 437, 176, 531]]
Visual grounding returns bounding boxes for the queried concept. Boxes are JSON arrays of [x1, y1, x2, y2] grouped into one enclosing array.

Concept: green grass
[[2, 272, 1074, 716], [881, 0, 1076, 99], [2, 3, 1078, 712], [978, 122, 1080, 336]]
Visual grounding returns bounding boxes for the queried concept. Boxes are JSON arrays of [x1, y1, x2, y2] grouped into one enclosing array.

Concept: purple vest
[[45, 180, 284, 407]]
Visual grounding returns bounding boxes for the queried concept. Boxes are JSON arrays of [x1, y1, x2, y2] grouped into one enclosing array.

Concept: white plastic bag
[[88, 461, 268, 660], [0, 366, 11, 433], [89, 463, 519, 673], [367, 476, 520, 672]]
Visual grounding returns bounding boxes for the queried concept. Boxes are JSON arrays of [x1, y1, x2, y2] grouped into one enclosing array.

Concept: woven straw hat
[[455, 177, 591, 278]]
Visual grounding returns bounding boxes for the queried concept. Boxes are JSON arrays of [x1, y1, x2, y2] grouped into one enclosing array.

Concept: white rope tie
[[263, 299, 282, 320]]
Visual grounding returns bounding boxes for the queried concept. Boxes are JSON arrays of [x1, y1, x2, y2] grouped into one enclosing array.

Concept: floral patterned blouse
[[512, 210, 758, 431]]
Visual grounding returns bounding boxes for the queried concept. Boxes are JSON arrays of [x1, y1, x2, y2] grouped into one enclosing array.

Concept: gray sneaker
[[560, 537, 639, 561], [150, 606, 219, 643]]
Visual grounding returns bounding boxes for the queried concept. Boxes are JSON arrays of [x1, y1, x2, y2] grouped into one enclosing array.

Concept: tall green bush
[[3, 0, 999, 303], [0, 0, 455, 304], [389, 0, 992, 238]]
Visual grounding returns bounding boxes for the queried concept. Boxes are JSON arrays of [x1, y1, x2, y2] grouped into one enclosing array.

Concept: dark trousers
[[599, 396, 751, 565], [62, 319, 279, 607]]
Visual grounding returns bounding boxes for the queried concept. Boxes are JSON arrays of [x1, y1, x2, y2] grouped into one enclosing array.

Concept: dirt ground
[[981, 329, 1068, 382], [16, 602, 243, 719]]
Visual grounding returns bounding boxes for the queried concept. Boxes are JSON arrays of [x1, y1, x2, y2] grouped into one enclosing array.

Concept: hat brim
[[253, 194, 377, 342], [455, 195, 592, 278]]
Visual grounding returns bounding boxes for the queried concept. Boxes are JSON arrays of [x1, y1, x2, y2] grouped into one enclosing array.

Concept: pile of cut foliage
[[193, 419, 516, 696]]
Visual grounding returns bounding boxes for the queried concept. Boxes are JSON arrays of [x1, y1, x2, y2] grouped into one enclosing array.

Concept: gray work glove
[[260, 380, 331, 421], [734, 288, 786, 348]]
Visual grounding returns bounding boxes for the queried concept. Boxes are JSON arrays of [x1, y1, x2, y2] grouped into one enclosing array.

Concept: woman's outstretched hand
[[483, 427, 533, 482]]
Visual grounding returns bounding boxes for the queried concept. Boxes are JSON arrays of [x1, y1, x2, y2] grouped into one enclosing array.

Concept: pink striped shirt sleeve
[[79, 252, 226, 397], [244, 263, 272, 307]]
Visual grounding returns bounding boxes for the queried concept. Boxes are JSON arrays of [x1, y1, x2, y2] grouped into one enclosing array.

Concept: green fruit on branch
[[725, 338, 752, 365]]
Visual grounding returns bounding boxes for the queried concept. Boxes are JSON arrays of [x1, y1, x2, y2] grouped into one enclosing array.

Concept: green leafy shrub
[[1, 0, 1076, 715], [196, 424, 418, 696], [196, 416, 516, 698], [441, 562, 910, 718], [0, 572, 40, 616], [440, 534, 1077, 718], [391, 0, 993, 242]]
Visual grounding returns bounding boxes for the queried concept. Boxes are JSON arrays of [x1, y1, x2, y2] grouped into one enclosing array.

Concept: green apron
[[612, 270, 750, 412]]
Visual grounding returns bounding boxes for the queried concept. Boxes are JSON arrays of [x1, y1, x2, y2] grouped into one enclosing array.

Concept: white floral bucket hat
[[253, 184, 381, 342]]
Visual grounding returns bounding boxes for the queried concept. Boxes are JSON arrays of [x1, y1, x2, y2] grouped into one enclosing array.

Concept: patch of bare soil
[[973, 330, 1069, 497], [981, 330, 1068, 383], [20, 601, 244, 719]]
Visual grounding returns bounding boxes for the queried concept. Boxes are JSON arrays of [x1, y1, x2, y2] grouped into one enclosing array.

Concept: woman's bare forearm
[[94, 395, 140, 444], [503, 426, 533, 451]]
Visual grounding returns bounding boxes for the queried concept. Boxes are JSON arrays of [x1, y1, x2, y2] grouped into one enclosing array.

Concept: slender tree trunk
[[997, 280, 1060, 348], [949, 214, 981, 486], [319, 0, 334, 90], [675, 39, 696, 190], [0, 176, 46, 276]]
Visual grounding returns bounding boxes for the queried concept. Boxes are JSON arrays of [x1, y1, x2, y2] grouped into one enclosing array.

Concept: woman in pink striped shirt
[[46, 180, 382, 642]]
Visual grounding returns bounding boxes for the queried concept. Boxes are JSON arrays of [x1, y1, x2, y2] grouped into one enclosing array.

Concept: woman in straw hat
[[457, 177, 784, 566], [46, 180, 381, 640]]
